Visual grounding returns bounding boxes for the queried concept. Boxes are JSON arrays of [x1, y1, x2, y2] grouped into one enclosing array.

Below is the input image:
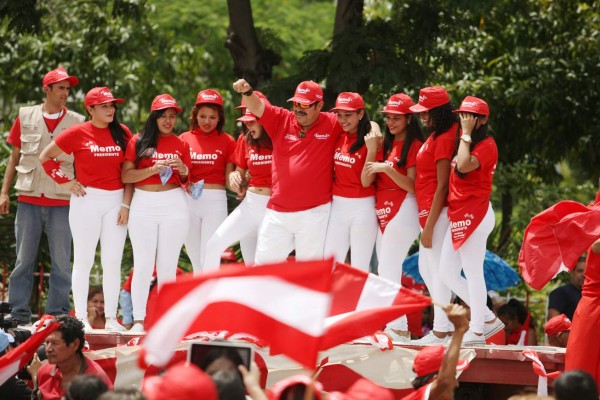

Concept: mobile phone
[[187, 341, 253, 373]]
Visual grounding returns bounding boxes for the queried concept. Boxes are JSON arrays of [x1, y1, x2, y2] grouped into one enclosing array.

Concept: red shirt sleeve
[[7, 117, 21, 148], [234, 139, 249, 170], [406, 139, 423, 168], [125, 135, 139, 163], [471, 137, 497, 171], [434, 130, 457, 162]]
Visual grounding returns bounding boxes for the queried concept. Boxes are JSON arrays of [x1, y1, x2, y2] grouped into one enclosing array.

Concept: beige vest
[[15, 104, 85, 199]]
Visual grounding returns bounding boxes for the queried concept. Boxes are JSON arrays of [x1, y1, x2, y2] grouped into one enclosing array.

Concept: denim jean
[[8, 202, 72, 322], [119, 289, 133, 325]]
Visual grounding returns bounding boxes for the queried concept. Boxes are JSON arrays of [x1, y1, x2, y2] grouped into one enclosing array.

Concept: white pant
[[376, 195, 420, 331], [255, 202, 331, 264], [185, 189, 228, 273], [128, 188, 189, 321], [440, 203, 496, 334], [70, 188, 127, 320], [324, 196, 378, 272], [204, 191, 269, 271], [418, 208, 453, 333]]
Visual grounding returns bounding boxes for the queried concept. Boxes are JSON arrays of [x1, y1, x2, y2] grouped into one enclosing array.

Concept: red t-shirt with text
[[332, 133, 374, 198], [415, 124, 458, 227], [55, 121, 132, 190], [258, 104, 343, 212], [447, 137, 497, 248], [179, 129, 236, 185], [234, 138, 272, 188], [125, 133, 191, 187]]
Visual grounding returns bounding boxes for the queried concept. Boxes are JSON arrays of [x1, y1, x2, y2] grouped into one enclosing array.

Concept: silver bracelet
[[121, 203, 130, 209]]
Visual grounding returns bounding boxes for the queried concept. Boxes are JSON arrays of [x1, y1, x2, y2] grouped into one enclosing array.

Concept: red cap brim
[[408, 104, 430, 113], [287, 96, 313, 104]]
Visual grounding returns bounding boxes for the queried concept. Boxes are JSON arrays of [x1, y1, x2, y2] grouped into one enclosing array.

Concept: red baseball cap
[[330, 92, 365, 112], [237, 109, 258, 122], [409, 86, 450, 113], [413, 345, 469, 378], [453, 95, 490, 116], [287, 81, 324, 105], [84, 87, 124, 107], [151, 94, 183, 113], [196, 89, 223, 107], [266, 374, 323, 400], [142, 362, 218, 400], [328, 378, 394, 400], [544, 314, 572, 336], [42, 67, 79, 87], [380, 93, 414, 114], [236, 90, 269, 109]]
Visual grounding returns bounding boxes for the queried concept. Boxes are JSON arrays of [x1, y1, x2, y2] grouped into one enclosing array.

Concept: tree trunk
[[225, 0, 281, 87], [333, 0, 364, 37], [498, 190, 514, 253]]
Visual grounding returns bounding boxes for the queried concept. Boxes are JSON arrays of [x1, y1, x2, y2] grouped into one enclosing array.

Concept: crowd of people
[[1, 66, 600, 398]]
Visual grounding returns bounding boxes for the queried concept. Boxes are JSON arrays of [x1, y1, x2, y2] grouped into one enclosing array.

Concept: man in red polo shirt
[[232, 79, 345, 263], [35, 316, 113, 399], [0, 67, 85, 326]]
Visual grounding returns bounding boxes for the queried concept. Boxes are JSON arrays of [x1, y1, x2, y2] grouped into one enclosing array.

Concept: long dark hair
[[245, 123, 273, 151], [427, 102, 456, 138], [383, 114, 425, 168], [348, 109, 371, 154], [453, 115, 489, 178], [189, 104, 225, 134], [134, 109, 166, 164]]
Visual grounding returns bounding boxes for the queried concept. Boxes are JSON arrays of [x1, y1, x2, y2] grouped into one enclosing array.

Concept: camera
[[0, 301, 18, 330]]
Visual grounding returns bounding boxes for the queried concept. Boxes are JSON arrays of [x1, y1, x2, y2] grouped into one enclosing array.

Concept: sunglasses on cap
[[293, 101, 316, 109]]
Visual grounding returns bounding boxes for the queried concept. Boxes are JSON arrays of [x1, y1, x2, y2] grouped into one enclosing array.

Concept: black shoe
[[2, 314, 31, 328]]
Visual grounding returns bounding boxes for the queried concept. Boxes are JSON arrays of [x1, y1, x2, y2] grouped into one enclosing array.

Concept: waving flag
[[320, 263, 431, 350], [142, 260, 333, 369], [0, 321, 60, 386], [519, 200, 600, 289]]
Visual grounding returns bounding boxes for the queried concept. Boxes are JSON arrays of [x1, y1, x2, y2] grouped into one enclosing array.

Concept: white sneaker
[[461, 330, 485, 347], [384, 328, 411, 343], [105, 318, 127, 332], [129, 322, 145, 333], [483, 318, 505, 339], [411, 332, 451, 345]]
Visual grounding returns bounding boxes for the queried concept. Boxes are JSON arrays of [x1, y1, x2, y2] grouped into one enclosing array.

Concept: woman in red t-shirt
[[363, 93, 423, 341], [409, 86, 457, 345], [179, 89, 236, 273], [39, 87, 131, 332], [121, 94, 191, 332], [438, 96, 500, 346], [204, 108, 273, 270], [323, 92, 379, 271]]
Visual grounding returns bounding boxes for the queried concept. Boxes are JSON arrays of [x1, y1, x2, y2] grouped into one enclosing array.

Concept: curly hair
[[54, 315, 85, 354], [426, 102, 457, 138]]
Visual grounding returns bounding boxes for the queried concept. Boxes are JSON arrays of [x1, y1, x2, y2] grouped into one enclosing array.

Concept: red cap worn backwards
[[42, 67, 79, 87], [380, 93, 414, 114], [413, 345, 469, 378], [330, 92, 365, 112], [287, 81, 323, 105], [453, 95, 490, 116], [195, 89, 223, 107], [409, 86, 450, 113], [84, 87, 124, 107], [151, 94, 183, 113], [544, 314, 572, 336]]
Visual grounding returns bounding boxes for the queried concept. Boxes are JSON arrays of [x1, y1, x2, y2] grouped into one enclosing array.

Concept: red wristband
[[42, 159, 70, 184]]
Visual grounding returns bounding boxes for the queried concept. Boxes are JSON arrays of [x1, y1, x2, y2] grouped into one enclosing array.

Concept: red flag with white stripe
[[142, 259, 333, 369], [319, 263, 431, 350], [519, 200, 600, 290], [0, 321, 61, 386]]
